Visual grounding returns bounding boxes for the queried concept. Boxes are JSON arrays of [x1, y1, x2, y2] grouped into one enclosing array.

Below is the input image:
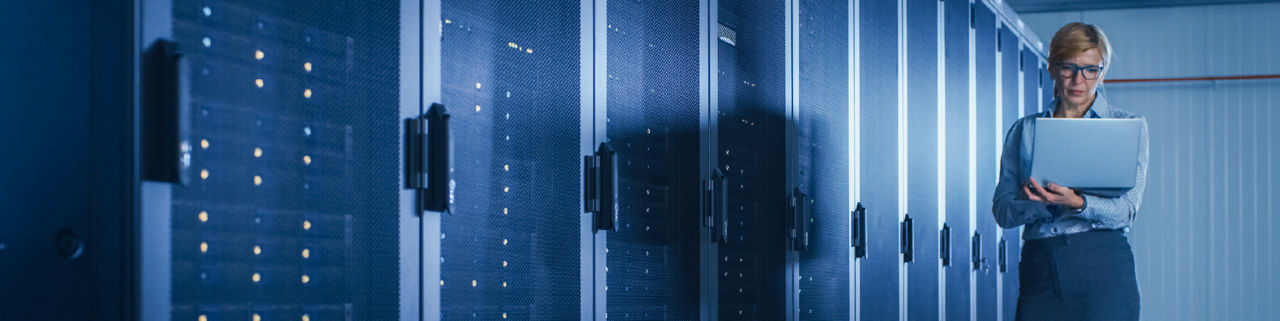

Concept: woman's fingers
[[1023, 185, 1045, 202], [1045, 182, 1071, 196], [1029, 178, 1052, 197]]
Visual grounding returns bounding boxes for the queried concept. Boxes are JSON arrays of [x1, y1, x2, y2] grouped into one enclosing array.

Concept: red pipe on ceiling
[[1107, 74, 1280, 84]]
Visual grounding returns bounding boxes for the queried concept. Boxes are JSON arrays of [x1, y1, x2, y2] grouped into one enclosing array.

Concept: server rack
[[602, 0, 705, 319], [854, 0, 902, 319], [997, 23, 1020, 321], [942, 0, 975, 320], [715, 0, 790, 319], [972, 3, 1000, 321], [4, 0, 1050, 319], [793, 0, 852, 320], [905, 0, 943, 319]]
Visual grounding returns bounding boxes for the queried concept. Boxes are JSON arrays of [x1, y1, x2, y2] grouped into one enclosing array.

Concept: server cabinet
[[716, 0, 789, 319], [1, 1, 134, 319], [998, 24, 1022, 321], [1023, 47, 1043, 115], [905, 0, 941, 319], [438, 0, 588, 319], [1042, 62, 1055, 111], [793, 0, 852, 320], [603, 0, 705, 319], [856, 0, 902, 319], [942, 0, 974, 319], [972, 3, 1000, 321], [135, 0, 416, 320]]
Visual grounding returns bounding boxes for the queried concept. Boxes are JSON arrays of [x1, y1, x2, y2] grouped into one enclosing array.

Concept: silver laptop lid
[[1029, 118, 1142, 191]]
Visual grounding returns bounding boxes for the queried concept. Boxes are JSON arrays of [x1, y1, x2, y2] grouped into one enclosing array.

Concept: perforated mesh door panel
[[439, 0, 582, 319], [604, 0, 703, 319], [857, 0, 901, 319], [998, 30, 1024, 320], [942, 0, 973, 319], [905, 0, 941, 319], [1023, 48, 1042, 114], [169, 0, 401, 320], [717, 0, 788, 319], [973, 4, 999, 321], [1042, 62, 1054, 111], [796, 0, 850, 319]]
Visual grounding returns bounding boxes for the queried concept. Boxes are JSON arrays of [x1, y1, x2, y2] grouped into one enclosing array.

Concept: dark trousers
[[1016, 229, 1141, 321]]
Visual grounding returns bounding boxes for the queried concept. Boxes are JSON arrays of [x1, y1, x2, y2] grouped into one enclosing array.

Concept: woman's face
[[1054, 47, 1106, 107]]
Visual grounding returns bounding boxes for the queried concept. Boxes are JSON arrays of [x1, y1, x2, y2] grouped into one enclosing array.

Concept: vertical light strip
[[590, 0, 609, 319], [784, 0, 800, 318], [936, 1, 948, 320], [993, 20, 1004, 321], [967, 1, 978, 319], [577, 0, 600, 319], [698, 0, 721, 318], [421, 0, 440, 317], [851, 0, 863, 319], [897, 0, 909, 319]]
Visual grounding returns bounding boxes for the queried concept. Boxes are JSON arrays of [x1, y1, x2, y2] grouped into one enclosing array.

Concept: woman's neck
[[1055, 93, 1096, 118]]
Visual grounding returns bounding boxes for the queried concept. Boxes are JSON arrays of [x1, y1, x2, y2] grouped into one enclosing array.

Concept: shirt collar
[[1044, 93, 1110, 118]]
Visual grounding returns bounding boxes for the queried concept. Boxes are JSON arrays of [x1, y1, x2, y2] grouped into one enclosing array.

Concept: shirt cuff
[[1014, 199, 1054, 221]]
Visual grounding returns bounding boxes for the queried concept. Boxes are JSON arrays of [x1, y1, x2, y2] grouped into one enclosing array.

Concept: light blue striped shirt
[[992, 94, 1150, 240]]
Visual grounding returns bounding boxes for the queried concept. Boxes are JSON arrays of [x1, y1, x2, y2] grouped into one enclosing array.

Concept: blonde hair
[[1048, 22, 1112, 99], [1048, 22, 1112, 67]]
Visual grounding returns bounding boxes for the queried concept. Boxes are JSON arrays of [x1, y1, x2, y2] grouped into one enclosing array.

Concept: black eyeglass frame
[[1053, 63, 1106, 80]]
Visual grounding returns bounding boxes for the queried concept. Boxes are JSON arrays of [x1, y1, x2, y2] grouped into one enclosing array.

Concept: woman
[[991, 22, 1148, 321]]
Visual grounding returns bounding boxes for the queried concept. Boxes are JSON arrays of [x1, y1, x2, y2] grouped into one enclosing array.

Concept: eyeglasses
[[1055, 63, 1105, 80]]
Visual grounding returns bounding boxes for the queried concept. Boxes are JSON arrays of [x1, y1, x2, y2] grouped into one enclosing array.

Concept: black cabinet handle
[[901, 214, 914, 263], [142, 39, 191, 185], [408, 103, 452, 214], [788, 189, 810, 251], [712, 169, 728, 243], [792, 189, 810, 251], [972, 232, 983, 271], [852, 202, 866, 258], [940, 223, 952, 267], [584, 142, 617, 232], [998, 237, 1007, 273]]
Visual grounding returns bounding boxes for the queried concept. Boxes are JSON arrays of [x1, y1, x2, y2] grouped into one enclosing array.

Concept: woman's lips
[[1069, 89, 1085, 96]]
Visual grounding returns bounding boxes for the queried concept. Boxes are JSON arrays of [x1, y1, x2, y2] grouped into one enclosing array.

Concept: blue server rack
[[716, 0, 789, 319], [973, 3, 1000, 321], [1023, 47, 1044, 115], [857, 0, 902, 319], [4, 0, 1056, 318], [439, 0, 585, 319], [906, 0, 942, 319], [795, 0, 851, 320], [998, 24, 1022, 321], [1042, 61, 1055, 111], [943, 0, 974, 320], [150, 0, 407, 320], [604, 0, 704, 319]]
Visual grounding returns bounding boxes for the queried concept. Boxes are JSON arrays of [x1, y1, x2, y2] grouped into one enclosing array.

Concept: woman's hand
[[1023, 177, 1085, 209]]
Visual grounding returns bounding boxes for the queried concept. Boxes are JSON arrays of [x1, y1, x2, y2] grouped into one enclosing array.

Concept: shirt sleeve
[[1072, 116, 1149, 229], [992, 118, 1054, 229]]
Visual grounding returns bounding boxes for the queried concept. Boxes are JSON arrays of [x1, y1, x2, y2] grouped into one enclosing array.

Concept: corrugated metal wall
[[1024, 4, 1280, 320]]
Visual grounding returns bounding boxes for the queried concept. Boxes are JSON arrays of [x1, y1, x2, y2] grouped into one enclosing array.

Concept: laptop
[[1029, 118, 1142, 197]]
